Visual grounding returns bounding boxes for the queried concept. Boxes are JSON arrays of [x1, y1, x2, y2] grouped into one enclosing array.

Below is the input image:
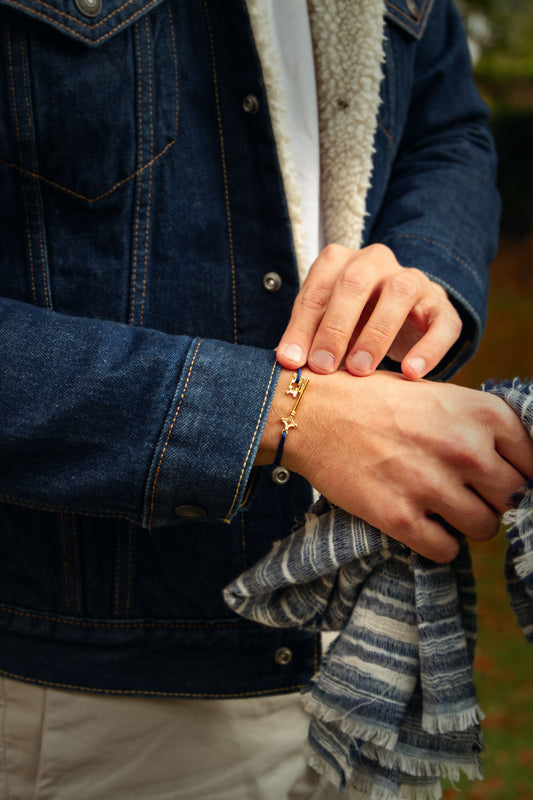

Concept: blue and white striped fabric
[[224, 379, 533, 799]]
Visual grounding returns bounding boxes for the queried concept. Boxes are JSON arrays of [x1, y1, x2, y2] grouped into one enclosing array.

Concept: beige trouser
[[0, 676, 338, 800]]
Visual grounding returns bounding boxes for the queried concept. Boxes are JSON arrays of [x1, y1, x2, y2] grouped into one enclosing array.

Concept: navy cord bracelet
[[273, 368, 310, 468]]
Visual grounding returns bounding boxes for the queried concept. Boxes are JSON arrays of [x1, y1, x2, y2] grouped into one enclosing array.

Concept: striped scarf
[[224, 379, 533, 799]]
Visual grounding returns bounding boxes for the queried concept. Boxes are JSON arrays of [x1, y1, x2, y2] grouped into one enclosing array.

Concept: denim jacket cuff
[[381, 232, 486, 381], [143, 338, 281, 529]]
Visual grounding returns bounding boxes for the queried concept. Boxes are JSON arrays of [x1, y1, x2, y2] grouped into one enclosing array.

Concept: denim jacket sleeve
[[0, 298, 280, 529], [366, 0, 501, 379]]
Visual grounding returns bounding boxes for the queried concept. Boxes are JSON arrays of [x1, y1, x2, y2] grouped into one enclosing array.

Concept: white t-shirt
[[262, 1, 323, 270]]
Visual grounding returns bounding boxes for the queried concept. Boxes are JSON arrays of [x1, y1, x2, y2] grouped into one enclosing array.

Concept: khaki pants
[[0, 677, 338, 800]]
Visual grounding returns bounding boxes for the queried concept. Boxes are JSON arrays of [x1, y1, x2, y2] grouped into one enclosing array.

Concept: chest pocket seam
[[0, 0, 179, 203], [0, 0, 165, 46]]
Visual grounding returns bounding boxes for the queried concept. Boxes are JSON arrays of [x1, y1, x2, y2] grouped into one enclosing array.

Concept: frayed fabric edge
[[302, 694, 400, 750], [361, 742, 483, 782], [307, 752, 444, 800], [420, 706, 484, 735]]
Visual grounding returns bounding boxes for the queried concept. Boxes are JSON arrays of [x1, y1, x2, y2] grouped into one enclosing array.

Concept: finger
[[344, 269, 424, 375], [401, 304, 462, 380], [382, 510, 461, 564], [473, 393, 533, 487], [307, 260, 375, 373], [276, 247, 349, 370], [430, 487, 501, 543]]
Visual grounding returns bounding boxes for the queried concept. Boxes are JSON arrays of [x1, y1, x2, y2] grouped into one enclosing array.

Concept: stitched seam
[[59, 514, 71, 614], [139, 17, 153, 327], [147, 339, 203, 528], [223, 360, 278, 522], [1, 3, 179, 206], [71, 514, 82, 615], [0, 670, 305, 698], [3, 0, 162, 37], [167, 1, 179, 137], [377, 117, 393, 143], [0, 142, 174, 203], [126, 523, 133, 618], [0, 493, 141, 523], [114, 525, 122, 617], [240, 513, 247, 571], [204, 2, 238, 345], [385, 0, 433, 38], [0, 605, 257, 630], [129, 22, 144, 324], [20, 29, 51, 311], [383, 232, 480, 280], [6, 25, 38, 306]]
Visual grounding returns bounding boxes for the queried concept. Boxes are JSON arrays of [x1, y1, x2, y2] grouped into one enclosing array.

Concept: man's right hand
[[257, 369, 533, 563]]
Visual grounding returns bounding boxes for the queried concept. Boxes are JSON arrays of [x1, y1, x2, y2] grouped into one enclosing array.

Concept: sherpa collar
[[245, 0, 386, 284]]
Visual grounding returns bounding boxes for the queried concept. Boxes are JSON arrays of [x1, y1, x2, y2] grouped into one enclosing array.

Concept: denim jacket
[[0, 0, 499, 696]]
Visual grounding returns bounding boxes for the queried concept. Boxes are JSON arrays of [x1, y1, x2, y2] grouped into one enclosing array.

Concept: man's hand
[[257, 370, 533, 563], [276, 243, 462, 380]]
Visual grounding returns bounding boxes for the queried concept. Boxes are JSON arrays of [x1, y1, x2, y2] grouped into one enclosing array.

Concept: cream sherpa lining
[[245, 0, 386, 285]]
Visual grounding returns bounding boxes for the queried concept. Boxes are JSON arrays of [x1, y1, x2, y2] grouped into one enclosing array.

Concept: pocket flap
[[385, 0, 434, 39], [0, 0, 166, 46]]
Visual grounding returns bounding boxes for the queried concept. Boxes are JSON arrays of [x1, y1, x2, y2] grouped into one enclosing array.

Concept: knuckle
[[320, 243, 349, 264], [387, 271, 419, 300], [321, 316, 351, 343], [297, 283, 330, 313], [364, 242, 394, 263], [387, 505, 416, 535], [339, 267, 370, 298], [364, 321, 391, 346]]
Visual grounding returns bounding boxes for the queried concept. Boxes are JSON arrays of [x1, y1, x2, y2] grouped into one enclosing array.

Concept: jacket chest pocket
[[0, 0, 178, 203]]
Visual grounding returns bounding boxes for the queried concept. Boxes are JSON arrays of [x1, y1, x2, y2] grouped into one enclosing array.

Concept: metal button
[[271, 465, 291, 485], [174, 504, 207, 520], [243, 94, 259, 114], [406, 0, 421, 19], [262, 272, 282, 293], [274, 646, 293, 666], [75, 0, 102, 17]]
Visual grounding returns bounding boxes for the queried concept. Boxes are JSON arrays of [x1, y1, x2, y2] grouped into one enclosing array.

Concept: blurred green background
[[445, 3, 533, 798]]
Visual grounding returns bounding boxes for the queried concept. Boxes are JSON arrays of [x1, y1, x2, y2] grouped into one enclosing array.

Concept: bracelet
[[273, 368, 310, 468]]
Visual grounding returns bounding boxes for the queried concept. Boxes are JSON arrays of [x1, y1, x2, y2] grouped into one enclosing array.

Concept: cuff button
[[274, 646, 293, 666], [174, 505, 207, 520]]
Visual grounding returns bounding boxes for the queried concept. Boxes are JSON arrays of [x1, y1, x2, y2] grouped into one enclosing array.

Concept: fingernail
[[281, 344, 304, 364], [309, 349, 335, 372], [406, 356, 426, 377], [349, 351, 373, 373]]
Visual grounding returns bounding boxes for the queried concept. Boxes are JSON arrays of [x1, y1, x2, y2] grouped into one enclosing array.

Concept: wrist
[[255, 368, 313, 467]]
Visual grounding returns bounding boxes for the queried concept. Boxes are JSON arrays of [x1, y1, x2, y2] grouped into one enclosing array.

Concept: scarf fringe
[[420, 706, 483, 735], [361, 743, 483, 782], [307, 754, 444, 800], [302, 693, 400, 749]]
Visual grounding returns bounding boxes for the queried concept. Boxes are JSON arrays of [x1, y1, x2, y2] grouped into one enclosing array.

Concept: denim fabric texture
[[0, 0, 500, 695]]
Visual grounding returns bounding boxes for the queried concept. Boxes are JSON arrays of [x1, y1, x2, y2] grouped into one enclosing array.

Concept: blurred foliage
[[455, 2, 533, 237], [456, 0, 533, 79]]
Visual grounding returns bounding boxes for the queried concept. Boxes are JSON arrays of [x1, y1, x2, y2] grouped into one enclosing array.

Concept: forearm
[[258, 368, 533, 563], [0, 297, 279, 528]]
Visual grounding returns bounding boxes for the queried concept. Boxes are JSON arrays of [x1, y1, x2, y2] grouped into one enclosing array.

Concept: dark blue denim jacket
[[0, 0, 499, 696]]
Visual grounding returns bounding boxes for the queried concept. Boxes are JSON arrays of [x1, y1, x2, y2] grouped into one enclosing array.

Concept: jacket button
[[243, 94, 259, 114], [262, 271, 282, 293], [406, 0, 421, 19], [274, 646, 293, 666], [174, 505, 207, 520], [271, 465, 291, 485], [75, 0, 102, 16]]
